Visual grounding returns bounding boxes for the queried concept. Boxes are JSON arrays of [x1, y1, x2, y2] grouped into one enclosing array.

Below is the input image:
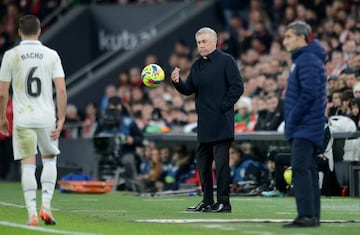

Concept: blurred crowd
[[0, 0, 69, 54], [61, 0, 359, 139], [59, 0, 359, 192], [0, 0, 186, 54]]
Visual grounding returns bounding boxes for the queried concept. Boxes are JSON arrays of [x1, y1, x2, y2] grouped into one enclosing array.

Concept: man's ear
[[300, 34, 306, 42]]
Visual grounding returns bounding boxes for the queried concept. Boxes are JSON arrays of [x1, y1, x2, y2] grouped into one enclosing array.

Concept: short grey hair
[[286, 21, 312, 42], [195, 27, 217, 41]]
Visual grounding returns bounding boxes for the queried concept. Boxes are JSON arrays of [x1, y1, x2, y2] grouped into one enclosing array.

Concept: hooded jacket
[[284, 39, 327, 149]]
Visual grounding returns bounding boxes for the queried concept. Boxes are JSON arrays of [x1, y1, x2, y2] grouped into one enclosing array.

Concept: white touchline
[[0, 201, 26, 208], [0, 201, 60, 211], [0, 221, 102, 235], [134, 219, 360, 223]]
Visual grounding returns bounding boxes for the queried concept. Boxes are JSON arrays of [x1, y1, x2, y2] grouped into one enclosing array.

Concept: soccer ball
[[141, 64, 165, 88], [283, 166, 292, 185]]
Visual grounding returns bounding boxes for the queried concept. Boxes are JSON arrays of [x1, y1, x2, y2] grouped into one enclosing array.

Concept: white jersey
[[0, 40, 65, 128]]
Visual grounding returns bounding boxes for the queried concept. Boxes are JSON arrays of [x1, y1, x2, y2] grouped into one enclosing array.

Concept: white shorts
[[13, 124, 60, 160]]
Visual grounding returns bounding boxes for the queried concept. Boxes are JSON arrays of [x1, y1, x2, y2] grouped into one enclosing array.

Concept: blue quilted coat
[[284, 39, 327, 150]]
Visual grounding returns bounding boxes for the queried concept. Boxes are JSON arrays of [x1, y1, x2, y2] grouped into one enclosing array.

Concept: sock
[[41, 157, 57, 209], [21, 164, 38, 217]]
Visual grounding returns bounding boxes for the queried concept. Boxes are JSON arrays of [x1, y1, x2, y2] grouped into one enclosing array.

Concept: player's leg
[[13, 125, 38, 226], [37, 126, 60, 225]]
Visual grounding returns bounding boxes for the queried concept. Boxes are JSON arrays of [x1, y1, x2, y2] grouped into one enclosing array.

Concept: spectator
[[261, 149, 290, 198], [156, 144, 194, 191], [144, 54, 159, 66], [183, 109, 197, 133], [255, 92, 284, 131], [344, 68, 359, 89], [135, 146, 162, 193], [155, 146, 173, 190], [22, 0, 47, 21], [328, 50, 347, 76], [277, 71, 289, 99], [219, 0, 249, 30], [327, 90, 343, 117], [350, 98, 360, 130], [129, 66, 143, 88], [116, 71, 130, 104], [327, 75, 340, 97], [354, 82, 360, 98], [234, 96, 256, 133], [82, 102, 99, 138], [1, 2, 22, 47], [62, 104, 82, 139], [100, 84, 117, 114], [229, 143, 268, 193], [339, 89, 355, 116]]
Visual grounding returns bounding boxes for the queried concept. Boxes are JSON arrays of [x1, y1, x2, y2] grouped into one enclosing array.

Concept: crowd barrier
[[2, 131, 359, 196]]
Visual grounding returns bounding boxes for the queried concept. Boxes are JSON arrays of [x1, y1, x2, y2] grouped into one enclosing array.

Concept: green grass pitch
[[0, 182, 359, 235]]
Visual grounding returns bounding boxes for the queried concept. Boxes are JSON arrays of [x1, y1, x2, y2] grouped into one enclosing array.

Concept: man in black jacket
[[171, 27, 243, 212]]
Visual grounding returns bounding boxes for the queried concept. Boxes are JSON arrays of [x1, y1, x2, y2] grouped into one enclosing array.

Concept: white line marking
[[0, 221, 102, 235], [134, 219, 360, 223], [0, 201, 60, 211], [69, 209, 127, 213], [0, 202, 26, 208], [58, 199, 99, 202], [143, 198, 186, 202], [275, 212, 295, 215], [203, 224, 236, 231]]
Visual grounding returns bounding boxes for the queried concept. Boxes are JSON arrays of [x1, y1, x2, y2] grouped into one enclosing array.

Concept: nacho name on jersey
[[21, 52, 44, 60]]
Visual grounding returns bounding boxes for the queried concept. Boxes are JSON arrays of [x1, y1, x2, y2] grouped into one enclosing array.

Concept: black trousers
[[196, 139, 231, 205], [291, 139, 320, 218]]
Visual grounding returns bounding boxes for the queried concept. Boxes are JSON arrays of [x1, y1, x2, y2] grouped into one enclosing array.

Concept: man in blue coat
[[171, 27, 243, 213], [282, 21, 327, 228]]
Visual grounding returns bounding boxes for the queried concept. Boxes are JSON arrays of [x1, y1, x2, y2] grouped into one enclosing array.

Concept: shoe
[[261, 190, 284, 197], [186, 201, 213, 212], [314, 217, 320, 227], [202, 203, 232, 213], [39, 205, 56, 225], [27, 214, 38, 226], [282, 216, 317, 228]]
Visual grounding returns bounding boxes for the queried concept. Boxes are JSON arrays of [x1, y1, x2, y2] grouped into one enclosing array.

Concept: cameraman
[[95, 96, 143, 184]]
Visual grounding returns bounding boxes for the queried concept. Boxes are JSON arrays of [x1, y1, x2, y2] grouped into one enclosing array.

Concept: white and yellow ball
[[141, 64, 165, 88]]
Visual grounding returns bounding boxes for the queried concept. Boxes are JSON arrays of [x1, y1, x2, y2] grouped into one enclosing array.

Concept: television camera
[[93, 108, 126, 182]]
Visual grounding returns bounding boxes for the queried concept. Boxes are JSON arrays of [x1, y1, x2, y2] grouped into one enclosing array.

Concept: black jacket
[[174, 49, 243, 143]]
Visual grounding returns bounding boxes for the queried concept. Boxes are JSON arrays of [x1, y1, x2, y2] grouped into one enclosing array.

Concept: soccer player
[[0, 15, 67, 226]]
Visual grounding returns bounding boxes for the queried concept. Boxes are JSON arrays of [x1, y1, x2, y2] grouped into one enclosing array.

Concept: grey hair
[[286, 21, 312, 42], [195, 27, 217, 41]]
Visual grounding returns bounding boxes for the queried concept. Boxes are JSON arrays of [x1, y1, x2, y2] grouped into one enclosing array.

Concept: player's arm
[[0, 81, 10, 136], [0, 52, 11, 136], [51, 77, 67, 140]]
